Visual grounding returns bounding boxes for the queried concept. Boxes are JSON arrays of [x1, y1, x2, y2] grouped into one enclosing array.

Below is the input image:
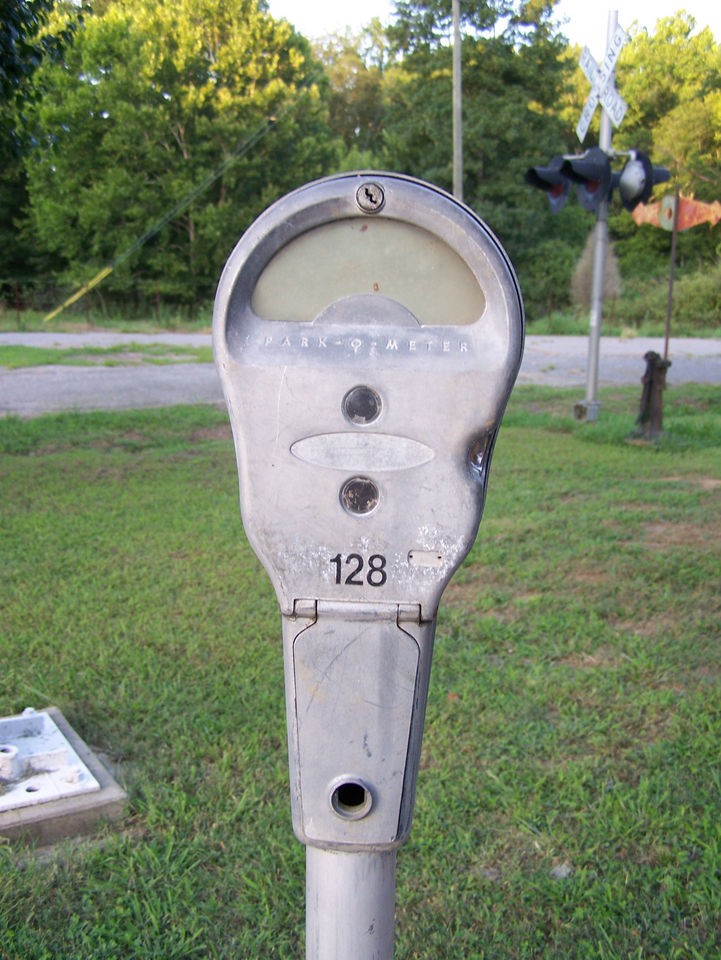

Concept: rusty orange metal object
[[632, 195, 721, 231]]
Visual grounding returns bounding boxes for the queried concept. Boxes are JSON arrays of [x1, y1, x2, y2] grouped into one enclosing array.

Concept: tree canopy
[[2, 0, 720, 322], [17, 0, 338, 302]]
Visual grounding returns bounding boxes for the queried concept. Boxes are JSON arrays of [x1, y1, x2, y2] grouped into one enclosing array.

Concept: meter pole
[[213, 171, 524, 960], [306, 847, 396, 960]]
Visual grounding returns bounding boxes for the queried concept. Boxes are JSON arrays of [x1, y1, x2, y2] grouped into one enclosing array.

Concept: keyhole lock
[[355, 182, 385, 214]]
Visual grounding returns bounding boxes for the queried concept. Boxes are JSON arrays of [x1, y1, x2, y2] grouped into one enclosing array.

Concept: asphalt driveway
[[1, 332, 719, 418]]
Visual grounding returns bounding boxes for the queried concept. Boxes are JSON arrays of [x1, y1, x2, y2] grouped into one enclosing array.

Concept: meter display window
[[251, 218, 486, 326]]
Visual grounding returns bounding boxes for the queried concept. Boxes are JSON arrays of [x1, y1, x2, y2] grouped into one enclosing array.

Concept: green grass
[[1, 391, 720, 958], [527, 309, 721, 339], [0, 307, 212, 335], [3, 305, 720, 339], [0, 343, 213, 369]]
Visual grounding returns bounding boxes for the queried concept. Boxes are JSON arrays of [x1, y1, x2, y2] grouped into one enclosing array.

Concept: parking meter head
[[214, 172, 524, 620], [213, 173, 524, 850]]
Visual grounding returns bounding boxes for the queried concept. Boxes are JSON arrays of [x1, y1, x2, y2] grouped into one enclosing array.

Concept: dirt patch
[[609, 611, 680, 639], [444, 578, 483, 606], [699, 477, 721, 491], [659, 474, 721, 491], [570, 568, 609, 586], [189, 424, 232, 443], [641, 521, 718, 550], [554, 649, 618, 669]]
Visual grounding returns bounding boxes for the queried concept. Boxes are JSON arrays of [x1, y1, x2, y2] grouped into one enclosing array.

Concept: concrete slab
[[0, 707, 127, 844]]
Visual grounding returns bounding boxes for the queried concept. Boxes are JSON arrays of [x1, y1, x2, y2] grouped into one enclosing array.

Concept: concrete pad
[[0, 707, 127, 844]]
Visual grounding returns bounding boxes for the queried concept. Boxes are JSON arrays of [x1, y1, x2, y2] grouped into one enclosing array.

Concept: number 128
[[330, 553, 388, 587]]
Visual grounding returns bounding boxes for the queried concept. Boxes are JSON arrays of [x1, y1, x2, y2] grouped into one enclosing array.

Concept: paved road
[[1, 332, 719, 417]]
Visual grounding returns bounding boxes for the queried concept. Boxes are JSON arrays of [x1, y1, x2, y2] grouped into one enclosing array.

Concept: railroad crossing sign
[[576, 23, 629, 143]]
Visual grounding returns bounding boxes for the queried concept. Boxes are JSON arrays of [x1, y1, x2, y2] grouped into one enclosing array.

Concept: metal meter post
[[213, 172, 524, 958]]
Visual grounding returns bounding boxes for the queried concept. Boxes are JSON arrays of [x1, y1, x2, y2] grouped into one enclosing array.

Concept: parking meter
[[213, 172, 524, 958]]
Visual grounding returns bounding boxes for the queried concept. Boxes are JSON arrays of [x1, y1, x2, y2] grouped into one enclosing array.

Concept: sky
[[268, 1, 721, 57]]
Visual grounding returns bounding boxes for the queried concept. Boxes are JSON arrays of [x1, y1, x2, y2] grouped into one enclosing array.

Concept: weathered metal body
[[213, 172, 524, 957]]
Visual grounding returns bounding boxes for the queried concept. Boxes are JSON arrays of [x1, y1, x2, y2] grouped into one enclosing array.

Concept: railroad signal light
[[616, 150, 670, 211], [524, 148, 669, 217], [560, 147, 612, 214], [524, 155, 571, 213]]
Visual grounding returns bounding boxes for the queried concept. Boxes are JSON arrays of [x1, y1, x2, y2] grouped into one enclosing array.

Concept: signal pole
[[575, 10, 618, 422], [526, 13, 669, 425]]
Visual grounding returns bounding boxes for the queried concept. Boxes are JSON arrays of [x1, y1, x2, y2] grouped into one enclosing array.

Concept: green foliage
[[556, 13, 721, 327], [515, 233, 578, 318], [609, 208, 672, 279], [381, 3, 580, 317], [3, 1, 721, 328], [313, 23, 392, 158], [609, 14, 721, 288], [617, 14, 721, 191], [0, 1, 86, 293], [0, 0, 84, 141], [612, 260, 721, 334], [21, 0, 340, 304]]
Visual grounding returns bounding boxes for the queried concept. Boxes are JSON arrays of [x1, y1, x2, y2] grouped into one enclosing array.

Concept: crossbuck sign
[[576, 24, 629, 143]]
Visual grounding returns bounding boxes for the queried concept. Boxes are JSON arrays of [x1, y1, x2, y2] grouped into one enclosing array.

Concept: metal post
[[582, 202, 609, 421], [452, 0, 463, 201], [578, 10, 617, 422], [306, 847, 397, 960], [664, 183, 680, 362]]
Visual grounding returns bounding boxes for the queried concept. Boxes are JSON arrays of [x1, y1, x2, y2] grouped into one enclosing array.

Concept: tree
[[0, 0, 83, 133], [313, 23, 393, 167], [571, 230, 621, 309], [0, 0, 84, 301], [609, 14, 721, 279], [382, 0, 583, 316], [616, 14, 721, 195], [20, 0, 340, 304]]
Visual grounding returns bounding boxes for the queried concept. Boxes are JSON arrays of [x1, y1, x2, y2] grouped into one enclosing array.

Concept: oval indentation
[[291, 432, 434, 471]]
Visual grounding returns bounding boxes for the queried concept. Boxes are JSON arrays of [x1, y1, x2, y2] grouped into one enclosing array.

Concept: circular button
[[342, 386, 382, 425], [340, 477, 379, 515]]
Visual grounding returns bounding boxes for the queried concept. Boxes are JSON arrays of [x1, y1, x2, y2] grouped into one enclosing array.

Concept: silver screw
[[355, 182, 385, 214]]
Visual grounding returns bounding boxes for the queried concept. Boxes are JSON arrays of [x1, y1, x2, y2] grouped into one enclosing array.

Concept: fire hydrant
[[636, 350, 671, 439]]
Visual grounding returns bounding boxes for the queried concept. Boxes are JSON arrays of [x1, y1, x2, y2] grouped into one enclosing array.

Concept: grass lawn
[[1, 387, 720, 959], [0, 343, 213, 369]]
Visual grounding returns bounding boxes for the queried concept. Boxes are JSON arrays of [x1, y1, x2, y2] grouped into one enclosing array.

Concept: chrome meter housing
[[213, 172, 524, 851]]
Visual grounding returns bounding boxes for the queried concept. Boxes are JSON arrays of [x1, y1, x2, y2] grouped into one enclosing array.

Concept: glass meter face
[[252, 218, 485, 326]]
